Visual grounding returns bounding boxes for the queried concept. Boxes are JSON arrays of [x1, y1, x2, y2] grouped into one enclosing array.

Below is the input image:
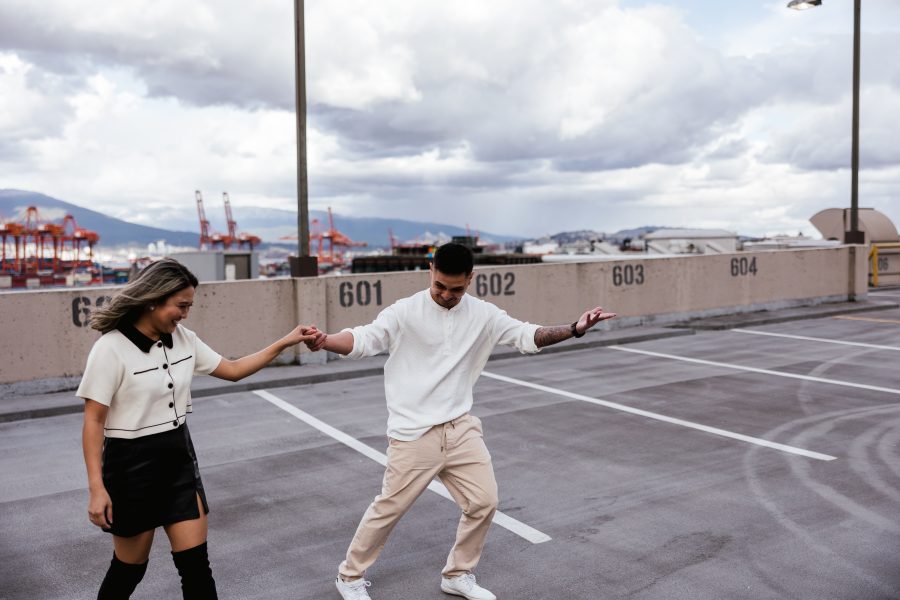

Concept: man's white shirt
[[344, 289, 541, 440]]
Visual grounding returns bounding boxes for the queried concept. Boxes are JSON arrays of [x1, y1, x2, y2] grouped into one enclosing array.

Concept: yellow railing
[[869, 243, 900, 287]]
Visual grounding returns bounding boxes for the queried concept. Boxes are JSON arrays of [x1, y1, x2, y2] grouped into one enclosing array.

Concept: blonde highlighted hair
[[90, 258, 199, 333]]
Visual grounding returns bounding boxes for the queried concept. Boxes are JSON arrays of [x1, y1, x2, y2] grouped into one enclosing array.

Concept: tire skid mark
[[743, 402, 900, 598]]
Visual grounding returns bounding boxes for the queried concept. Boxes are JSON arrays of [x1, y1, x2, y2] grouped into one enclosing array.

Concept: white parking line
[[481, 372, 836, 461], [834, 315, 900, 325], [732, 328, 900, 352], [253, 389, 552, 545], [609, 346, 900, 396]]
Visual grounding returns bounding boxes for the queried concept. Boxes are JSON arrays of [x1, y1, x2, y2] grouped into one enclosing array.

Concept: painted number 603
[[612, 264, 645, 287]]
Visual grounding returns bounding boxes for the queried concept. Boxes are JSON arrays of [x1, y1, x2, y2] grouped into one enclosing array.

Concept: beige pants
[[338, 413, 499, 580]]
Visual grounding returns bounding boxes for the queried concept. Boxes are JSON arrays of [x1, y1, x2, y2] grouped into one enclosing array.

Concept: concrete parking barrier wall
[[0, 279, 305, 384], [0, 246, 867, 384], [188, 278, 298, 361], [327, 247, 866, 330], [323, 271, 429, 333]]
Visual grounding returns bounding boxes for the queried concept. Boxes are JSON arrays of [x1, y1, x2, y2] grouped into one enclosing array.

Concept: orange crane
[[388, 227, 399, 251], [223, 192, 237, 249], [61, 214, 99, 266], [280, 207, 366, 272], [0, 206, 99, 278], [195, 190, 230, 249], [0, 213, 25, 274], [222, 192, 261, 250], [196, 190, 214, 250], [314, 207, 366, 271], [23, 206, 58, 273]]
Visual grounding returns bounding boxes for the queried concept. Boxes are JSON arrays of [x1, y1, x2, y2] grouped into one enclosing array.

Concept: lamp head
[[787, 0, 822, 9]]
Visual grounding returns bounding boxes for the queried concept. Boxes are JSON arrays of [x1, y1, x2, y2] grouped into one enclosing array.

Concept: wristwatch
[[570, 321, 584, 338]]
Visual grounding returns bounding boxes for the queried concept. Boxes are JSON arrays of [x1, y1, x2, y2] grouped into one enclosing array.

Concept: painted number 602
[[475, 272, 515, 297]]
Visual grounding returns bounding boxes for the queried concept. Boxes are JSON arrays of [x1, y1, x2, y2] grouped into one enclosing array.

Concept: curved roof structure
[[809, 208, 899, 243]]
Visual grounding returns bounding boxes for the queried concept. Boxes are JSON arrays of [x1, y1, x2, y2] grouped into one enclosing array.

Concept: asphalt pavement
[[2, 294, 900, 599]]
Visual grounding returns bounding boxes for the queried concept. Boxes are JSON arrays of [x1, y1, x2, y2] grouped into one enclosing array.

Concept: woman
[[79, 258, 314, 599]]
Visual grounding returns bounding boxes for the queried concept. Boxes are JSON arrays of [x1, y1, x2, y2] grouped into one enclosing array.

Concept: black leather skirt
[[101, 423, 209, 537]]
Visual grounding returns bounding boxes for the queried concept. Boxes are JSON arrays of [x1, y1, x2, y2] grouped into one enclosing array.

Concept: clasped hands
[[300, 325, 328, 352]]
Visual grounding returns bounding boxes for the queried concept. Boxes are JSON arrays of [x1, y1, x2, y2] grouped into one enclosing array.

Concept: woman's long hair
[[90, 258, 199, 333]]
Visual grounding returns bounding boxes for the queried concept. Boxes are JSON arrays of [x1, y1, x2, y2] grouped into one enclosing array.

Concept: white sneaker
[[335, 576, 372, 599], [440, 573, 496, 600]]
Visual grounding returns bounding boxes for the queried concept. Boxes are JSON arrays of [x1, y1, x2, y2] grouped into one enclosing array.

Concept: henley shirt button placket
[[157, 342, 163, 348], [444, 312, 452, 354]]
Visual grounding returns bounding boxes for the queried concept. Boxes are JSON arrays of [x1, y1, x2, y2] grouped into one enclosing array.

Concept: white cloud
[[0, 0, 898, 240], [0, 53, 74, 158]]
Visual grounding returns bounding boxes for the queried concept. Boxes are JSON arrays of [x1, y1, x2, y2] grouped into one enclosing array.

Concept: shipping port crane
[[0, 213, 25, 274], [196, 190, 214, 250], [223, 192, 237, 248], [0, 205, 99, 284], [196, 190, 261, 250], [222, 192, 261, 250], [195, 190, 230, 249], [314, 207, 367, 271], [280, 206, 366, 272], [61, 214, 99, 264], [388, 227, 399, 251]]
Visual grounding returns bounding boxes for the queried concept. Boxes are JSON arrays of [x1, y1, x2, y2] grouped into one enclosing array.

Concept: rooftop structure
[[810, 208, 899, 244], [644, 228, 739, 255]]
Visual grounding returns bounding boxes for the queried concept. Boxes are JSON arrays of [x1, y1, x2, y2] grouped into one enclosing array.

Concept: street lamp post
[[847, 0, 864, 244], [788, 0, 865, 244], [290, 0, 318, 276]]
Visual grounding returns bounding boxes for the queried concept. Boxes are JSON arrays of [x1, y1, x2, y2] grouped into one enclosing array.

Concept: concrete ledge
[[0, 292, 898, 423], [4, 298, 896, 424], [0, 326, 690, 423], [0, 246, 869, 384]]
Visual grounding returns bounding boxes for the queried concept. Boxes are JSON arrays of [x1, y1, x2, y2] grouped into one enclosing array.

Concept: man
[[306, 242, 616, 600]]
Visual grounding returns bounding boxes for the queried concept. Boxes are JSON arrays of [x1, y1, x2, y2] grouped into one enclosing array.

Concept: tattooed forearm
[[534, 325, 573, 348]]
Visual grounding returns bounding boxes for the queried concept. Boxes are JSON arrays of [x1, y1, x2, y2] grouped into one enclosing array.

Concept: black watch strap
[[570, 321, 584, 338]]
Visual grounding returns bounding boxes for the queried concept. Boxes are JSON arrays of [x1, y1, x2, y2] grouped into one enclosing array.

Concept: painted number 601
[[339, 280, 383, 307]]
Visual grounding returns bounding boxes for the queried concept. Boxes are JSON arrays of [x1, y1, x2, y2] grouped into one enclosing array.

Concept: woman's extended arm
[[209, 325, 317, 382]]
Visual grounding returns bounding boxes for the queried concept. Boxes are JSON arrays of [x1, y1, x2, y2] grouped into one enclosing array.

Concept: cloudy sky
[[1, 0, 898, 238]]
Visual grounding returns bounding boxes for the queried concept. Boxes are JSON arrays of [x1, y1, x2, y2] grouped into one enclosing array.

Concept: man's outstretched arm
[[534, 307, 616, 348], [305, 304, 398, 358], [304, 328, 354, 355]]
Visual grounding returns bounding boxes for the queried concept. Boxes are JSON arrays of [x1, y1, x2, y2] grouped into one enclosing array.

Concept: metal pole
[[846, 0, 864, 244], [291, 0, 317, 275]]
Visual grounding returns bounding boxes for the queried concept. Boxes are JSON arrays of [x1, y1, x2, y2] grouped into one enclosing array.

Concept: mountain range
[[0, 189, 521, 249], [1, 190, 200, 247]]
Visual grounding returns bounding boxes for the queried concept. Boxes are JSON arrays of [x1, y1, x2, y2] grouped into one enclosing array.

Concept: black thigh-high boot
[[171, 542, 218, 599], [97, 553, 148, 600]]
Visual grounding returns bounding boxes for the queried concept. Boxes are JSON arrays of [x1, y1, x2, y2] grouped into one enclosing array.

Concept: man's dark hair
[[432, 242, 474, 275]]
